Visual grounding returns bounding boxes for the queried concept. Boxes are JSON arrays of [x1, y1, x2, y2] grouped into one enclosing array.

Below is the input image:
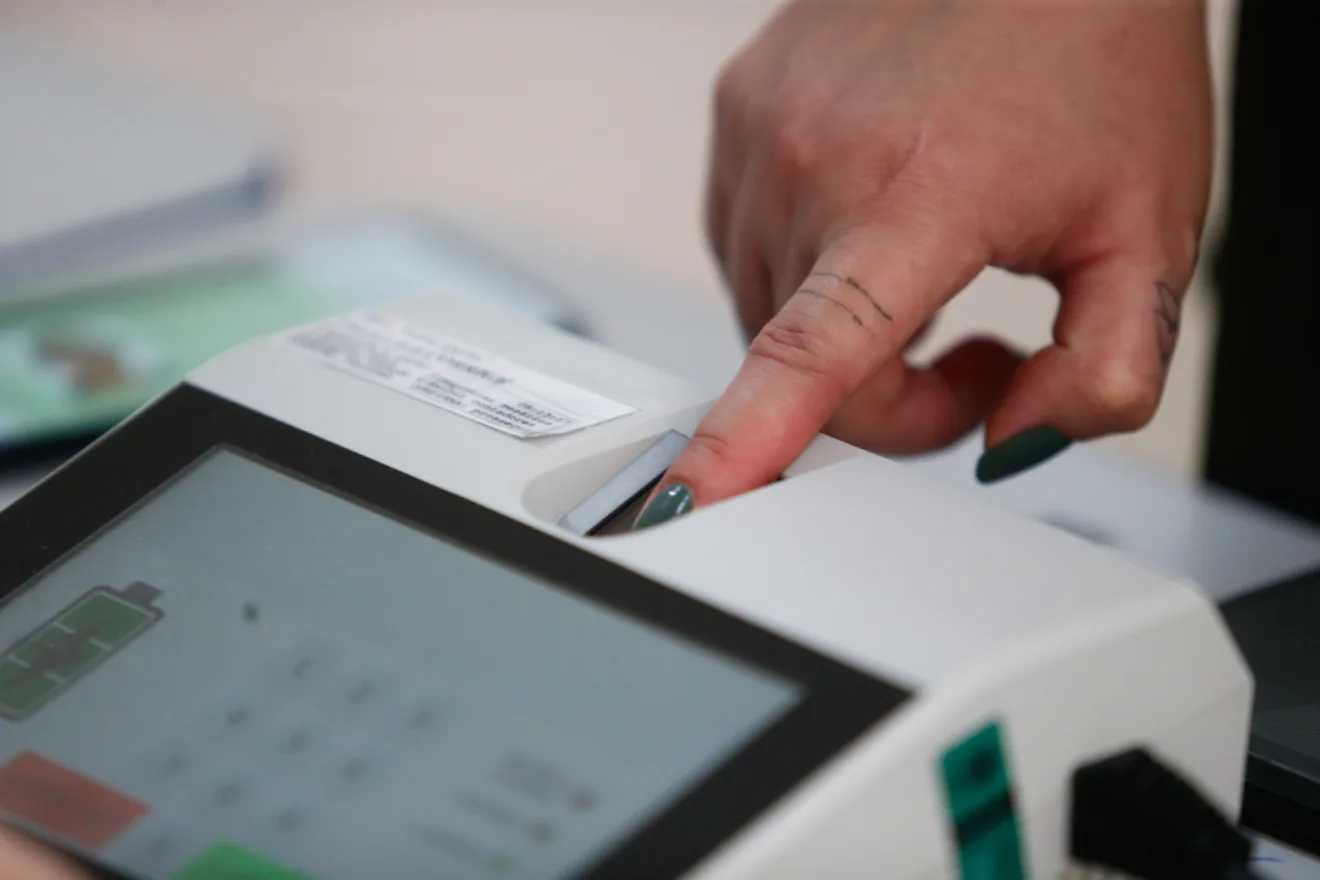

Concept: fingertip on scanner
[[632, 483, 695, 531]]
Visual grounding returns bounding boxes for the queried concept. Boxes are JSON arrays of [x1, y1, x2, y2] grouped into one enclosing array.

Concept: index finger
[[638, 218, 980, 524]]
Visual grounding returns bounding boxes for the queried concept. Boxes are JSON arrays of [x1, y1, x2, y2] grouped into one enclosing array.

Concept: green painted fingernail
[[975, 426, 1071, 484], [633, 483, 694, 531]]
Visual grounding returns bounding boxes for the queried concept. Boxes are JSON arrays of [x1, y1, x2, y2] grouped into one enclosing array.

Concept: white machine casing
[[183, 296, 1252, 879]]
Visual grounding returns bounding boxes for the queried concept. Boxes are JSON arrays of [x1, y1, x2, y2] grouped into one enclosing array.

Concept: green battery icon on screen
[[0, 581, 164, 722]]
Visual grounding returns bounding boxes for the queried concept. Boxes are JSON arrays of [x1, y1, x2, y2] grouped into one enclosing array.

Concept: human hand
[[0, 825, 89, 880], [636, 0, 1212, 527]]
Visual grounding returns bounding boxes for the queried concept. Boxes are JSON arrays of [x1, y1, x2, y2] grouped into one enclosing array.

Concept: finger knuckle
[[1082, 360, 1160, 429], [713, 60, 754, 120], [850, 123, 970, 227], [769, 100, 822, 177], [748, 315, 850, 400]]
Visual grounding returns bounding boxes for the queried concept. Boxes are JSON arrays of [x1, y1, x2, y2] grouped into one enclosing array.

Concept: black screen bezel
[[0, 384, 911, 880]]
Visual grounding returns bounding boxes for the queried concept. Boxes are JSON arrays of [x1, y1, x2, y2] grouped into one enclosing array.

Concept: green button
[[957, 820, 1026, 880], [939, 720, 1026, 880], [172, 842, 315, 880], [941, 721, 1011, 823]]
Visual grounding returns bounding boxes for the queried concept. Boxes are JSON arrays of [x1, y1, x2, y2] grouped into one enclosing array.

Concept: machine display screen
[[0, 450, 802, 880], [0, 385, 909, 880]]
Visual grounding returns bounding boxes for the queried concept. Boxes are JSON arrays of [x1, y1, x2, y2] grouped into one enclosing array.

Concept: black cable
[[1070, 746, 1269, 880]]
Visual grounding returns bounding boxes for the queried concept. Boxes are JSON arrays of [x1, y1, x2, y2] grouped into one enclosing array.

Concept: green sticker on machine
[[939, 720, 1027, 880], [172, 842, 316, 880]]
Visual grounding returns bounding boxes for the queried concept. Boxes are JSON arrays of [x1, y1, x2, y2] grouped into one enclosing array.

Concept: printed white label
[[282, 311, 636, 438]]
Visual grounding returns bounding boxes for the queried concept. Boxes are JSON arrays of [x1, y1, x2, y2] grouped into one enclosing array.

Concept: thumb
[[0, 825, 89, 880], [634, 215, 983, 528]]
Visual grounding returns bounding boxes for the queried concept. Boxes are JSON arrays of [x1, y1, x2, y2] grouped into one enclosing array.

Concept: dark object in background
[[1220, 565, 1320, 857], [1211, 5, 1320, 854], [1206, 0, 1320, 525]]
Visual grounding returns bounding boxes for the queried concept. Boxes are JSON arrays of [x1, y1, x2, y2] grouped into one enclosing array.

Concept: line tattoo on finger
[[1153, 280, 1181, 366], [796, 288, 869, 331], [807, 271, 894, 321]]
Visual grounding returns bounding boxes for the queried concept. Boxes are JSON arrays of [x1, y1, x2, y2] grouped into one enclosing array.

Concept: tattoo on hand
[[808, 271, 894, 321], [797, 288, 868, 330], [1153, 280, 1181, 366]]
